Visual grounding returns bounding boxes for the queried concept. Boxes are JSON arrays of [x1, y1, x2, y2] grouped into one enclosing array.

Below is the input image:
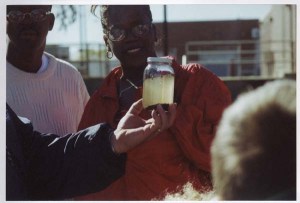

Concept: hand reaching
[[111, 99, 177, 154]]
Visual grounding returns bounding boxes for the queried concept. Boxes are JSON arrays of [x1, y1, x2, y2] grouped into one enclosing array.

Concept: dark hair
[[7, 5, 52, 13], [90, 5, 153, 33]]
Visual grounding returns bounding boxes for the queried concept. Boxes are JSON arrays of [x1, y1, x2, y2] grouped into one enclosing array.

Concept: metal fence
[[46, 39, 295, 78], [184, 40, 295, 77]]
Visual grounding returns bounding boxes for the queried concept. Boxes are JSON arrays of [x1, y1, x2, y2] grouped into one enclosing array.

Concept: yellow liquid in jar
[[143, 74, 174, 109]]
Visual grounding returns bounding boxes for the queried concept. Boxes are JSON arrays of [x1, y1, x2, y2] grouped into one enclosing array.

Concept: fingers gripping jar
[[142, 57, 174, 110]]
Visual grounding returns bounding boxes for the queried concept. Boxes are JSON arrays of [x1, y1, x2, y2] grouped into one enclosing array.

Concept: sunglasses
[[7, 9, 51, 23], [106, 23, 152, 42]]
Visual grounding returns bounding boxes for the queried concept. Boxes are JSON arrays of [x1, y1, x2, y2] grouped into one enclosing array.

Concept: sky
[[47, 4, 273, 45]]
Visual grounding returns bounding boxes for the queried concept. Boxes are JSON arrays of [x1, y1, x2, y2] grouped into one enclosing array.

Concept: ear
[[48, 13, 55, 31]]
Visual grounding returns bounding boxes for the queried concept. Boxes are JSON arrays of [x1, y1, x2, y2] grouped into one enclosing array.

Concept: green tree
[[55, 5, 78, 30]]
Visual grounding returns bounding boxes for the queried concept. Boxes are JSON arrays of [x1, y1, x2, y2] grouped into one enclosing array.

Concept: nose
[[20, 13, 33, 24], [124, 29, 138, 42]]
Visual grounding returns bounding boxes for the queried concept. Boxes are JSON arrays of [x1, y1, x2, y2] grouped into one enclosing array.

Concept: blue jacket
[[6, 104, 126, 200]]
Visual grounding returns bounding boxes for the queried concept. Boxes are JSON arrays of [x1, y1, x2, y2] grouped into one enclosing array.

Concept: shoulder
[[172, 59, 221, 84], [181, 62, 213, 76], [169, 56, 228, 89], [169, 56, 212, 76], [189, 63, 230, 94], [44, 52, 81, 75], [174, 61, 231, 101], [180, 62, 223, 84]]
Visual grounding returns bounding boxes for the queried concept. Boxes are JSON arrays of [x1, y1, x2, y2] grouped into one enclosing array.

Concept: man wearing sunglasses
[[6, 5, 90, 136]]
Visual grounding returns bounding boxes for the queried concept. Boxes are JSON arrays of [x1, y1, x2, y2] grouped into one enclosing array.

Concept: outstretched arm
[[7, 100, 177, 200], [6, 103, 126, 200]]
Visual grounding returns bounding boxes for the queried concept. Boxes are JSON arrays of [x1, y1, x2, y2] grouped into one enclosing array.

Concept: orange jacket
[[76, 58, 231, 200]]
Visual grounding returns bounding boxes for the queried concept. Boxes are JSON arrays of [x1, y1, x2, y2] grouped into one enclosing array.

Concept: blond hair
[[212, 80, 296, 200]]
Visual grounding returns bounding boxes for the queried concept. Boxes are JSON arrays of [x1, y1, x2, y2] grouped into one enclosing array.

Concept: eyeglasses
[[106, 23, 152, 42], [7, 9, 51, 23]]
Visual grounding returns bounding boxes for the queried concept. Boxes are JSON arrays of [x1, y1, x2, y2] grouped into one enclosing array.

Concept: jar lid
[[147, 57, 172, 64]]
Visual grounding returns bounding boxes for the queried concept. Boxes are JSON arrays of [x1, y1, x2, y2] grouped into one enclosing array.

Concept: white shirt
[[6, 52, 90, 135]]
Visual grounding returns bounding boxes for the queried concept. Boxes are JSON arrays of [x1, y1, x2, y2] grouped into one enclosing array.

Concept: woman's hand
[[111, 99, 176, 153]]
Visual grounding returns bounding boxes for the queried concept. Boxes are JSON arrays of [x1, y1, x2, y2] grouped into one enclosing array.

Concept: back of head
[[212, 80, 296, 200]]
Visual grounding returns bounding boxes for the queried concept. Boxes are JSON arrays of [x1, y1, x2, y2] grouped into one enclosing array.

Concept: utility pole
[[163, 5, 169, 56], [79, 6, 88, 75]]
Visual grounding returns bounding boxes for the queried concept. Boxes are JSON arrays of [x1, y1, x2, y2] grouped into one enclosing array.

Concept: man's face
[[6, 5, 54, 51]]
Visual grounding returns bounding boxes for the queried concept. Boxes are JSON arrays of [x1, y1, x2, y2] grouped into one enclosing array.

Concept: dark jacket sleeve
[[7, 104, 126, 200]]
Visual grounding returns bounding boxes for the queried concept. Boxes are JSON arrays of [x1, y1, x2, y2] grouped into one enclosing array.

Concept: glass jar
[[142, 57, 174, 110]]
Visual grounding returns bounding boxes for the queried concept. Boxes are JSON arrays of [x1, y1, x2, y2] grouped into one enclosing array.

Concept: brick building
[[154, 20, 260, 76]]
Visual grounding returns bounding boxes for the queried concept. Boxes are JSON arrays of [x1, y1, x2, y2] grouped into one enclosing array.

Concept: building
[[259, 5, 296, 77], [154, 20, 260, 76], [46, 6, 296, 79]]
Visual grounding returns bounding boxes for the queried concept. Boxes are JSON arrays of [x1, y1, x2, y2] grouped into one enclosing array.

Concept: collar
[[97, 66, 123, 99]]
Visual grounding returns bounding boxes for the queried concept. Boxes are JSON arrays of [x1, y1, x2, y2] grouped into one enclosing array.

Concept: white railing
[[184, 40, 295, 77], [46, 39, 295, 78]]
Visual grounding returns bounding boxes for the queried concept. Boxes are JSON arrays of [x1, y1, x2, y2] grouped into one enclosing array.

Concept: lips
[[127, 47, 142, 53], [125, 44, 144, 54]]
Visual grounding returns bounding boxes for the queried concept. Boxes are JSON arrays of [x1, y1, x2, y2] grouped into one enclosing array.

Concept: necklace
[[125, 79, 139, 89], [119, 78, 142, 97]]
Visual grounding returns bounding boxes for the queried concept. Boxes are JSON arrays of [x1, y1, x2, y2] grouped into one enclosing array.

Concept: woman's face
[[104, 6, 157, 69]]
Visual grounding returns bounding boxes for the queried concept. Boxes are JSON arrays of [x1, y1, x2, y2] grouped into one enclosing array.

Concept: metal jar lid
[[147, 57, 172, 64]]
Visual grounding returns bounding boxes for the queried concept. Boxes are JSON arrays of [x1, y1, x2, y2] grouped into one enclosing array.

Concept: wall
[[260, 5, 296, 77], [154, 20, 260, 63]]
